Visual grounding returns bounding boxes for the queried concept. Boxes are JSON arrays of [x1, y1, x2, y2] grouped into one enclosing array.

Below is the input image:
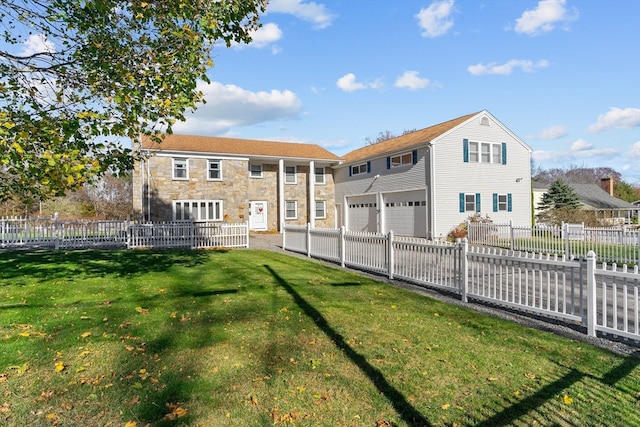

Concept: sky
[[169, 0, 640, 184]]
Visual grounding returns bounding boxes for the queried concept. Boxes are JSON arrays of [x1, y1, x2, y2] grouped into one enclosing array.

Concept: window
[[207, 160, 221, 180], [250, 164, 263, 178], [315, 200, 326, 219], [315, 167, 325, 184], [459, 193, 481, 213], [351, 163, 368, 175], [493, 193, 512, 212], [285, 166, 296, 184], [174, 200, 223, 221], [285, 200, 297, 219], [173, 158, 188, 180], [389, 152, 413, 168], [464, 139, 506, 164]]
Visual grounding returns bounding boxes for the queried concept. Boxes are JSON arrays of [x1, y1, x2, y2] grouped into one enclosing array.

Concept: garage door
[[383, 191, 427, 237], [347, 195, 377, 233]]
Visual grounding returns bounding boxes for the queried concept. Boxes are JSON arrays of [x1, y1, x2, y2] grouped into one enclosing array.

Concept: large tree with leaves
[[0, 0, 267, 202]]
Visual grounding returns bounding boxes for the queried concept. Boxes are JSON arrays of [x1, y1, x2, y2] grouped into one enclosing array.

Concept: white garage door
[[347, 195, 377, 233], [383, 191, 427, 237]]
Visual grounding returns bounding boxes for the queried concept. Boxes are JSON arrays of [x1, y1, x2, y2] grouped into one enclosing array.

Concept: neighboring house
[[132, 135, 340, 232], [533, 178, 639, 225], [333, 110, 533, 239], [131, 110, 533, 239]]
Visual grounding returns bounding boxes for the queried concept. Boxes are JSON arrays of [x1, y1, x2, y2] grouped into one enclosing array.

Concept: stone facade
[[133, 154, 336, 231]]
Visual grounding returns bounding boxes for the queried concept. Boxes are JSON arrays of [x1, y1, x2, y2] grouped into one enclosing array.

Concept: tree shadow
[[263, 264, 431, 427]]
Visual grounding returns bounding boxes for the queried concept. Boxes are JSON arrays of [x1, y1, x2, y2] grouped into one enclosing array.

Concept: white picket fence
[[284, 224, 640, 342], [466, 220, 640, 265], [0, 216, 249, 249]]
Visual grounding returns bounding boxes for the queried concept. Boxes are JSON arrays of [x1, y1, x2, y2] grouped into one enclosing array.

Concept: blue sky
[[171, 0, 640, 183]]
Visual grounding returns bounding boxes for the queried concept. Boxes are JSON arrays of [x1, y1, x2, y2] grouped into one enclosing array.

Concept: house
[[131, 110, 533, 239], [333, 110, 533, 239], [533, 178, 639, 225], [132, 135, 341, 232]]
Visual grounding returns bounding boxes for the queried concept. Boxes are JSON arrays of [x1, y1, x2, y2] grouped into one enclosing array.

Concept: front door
[[249, 201, 268, 230]]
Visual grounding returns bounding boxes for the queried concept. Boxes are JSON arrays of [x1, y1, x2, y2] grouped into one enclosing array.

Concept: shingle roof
[[569, 183, 637, 209], [340, 112, 480, 163], [140, 134, 340, 162]]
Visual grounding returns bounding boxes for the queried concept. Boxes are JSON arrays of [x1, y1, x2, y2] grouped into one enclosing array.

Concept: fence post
[[562, 222, 570, 258], [459, 238, 469, 303], [509, 220, 515, 250], [306, 223, 311, 257], [586, 250, 597, 337], [339, 226, 346, 267], [54, 212, 60, 250], [388, 230, 394, 280]]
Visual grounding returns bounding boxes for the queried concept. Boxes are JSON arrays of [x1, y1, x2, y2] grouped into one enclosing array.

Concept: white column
[[278, 159, 285, 232], [309, 160, 315, 227]]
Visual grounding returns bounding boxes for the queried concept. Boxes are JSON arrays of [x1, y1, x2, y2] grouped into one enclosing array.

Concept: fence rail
[[466, 221, 640, 265], [284, 224, 640, 343], [0, 216, 248, 250]]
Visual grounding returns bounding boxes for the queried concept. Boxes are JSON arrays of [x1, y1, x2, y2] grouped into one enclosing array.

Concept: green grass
[[0, 249, 638, 426]]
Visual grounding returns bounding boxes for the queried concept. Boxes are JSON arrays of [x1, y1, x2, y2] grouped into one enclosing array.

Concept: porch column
[[309, 160, 315, 227], [279, 158, 284, 232]]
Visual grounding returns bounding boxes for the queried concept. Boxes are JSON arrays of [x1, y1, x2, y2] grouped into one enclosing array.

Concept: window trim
[[285, 165, 297, 184], [389, 151, 413, 168], [464, 139, 506, 165], [207, 159, 222, 181], [315, 200, 326, 219], [459, 193, 481, 213], [250, 163, 263, 178], [314, 167, 326, 184], [350, 163, 368, 176], [493, 193, 513, 212], [285, 200, 297, 220], [173, 200, 223, 222], [172, 158, 188, 180]]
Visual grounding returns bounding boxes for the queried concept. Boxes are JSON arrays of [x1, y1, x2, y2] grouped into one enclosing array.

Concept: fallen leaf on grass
[[135, 307, 149, 314], [80, 331, 92, 338], [441, 403, 450, 410], [525, 373, 537, 380], [164, 403, 187, 420], [55, 361, 65, 372], [563, 394, 574, 405], [0, 402, 10, 414], [8, 363, 29, 375], [124, 421, 137, 427], [250, 395, 258, 406]]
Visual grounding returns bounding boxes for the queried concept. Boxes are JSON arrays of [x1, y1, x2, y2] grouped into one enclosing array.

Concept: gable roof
[[340, 111, 480, 164], [140, 134, 340, 162], [569, 183, 637, 210]]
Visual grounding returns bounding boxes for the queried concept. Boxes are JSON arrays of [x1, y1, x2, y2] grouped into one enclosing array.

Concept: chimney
[[600, 177, 614, 196]]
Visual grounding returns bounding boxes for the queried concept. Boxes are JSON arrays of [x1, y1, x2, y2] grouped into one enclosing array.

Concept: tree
[[364, 128, 418, 146], [0, 0, 267, 202], [537, 179, 584, 225], [614, 181, 640, 203], [533, 165, 621, 185]]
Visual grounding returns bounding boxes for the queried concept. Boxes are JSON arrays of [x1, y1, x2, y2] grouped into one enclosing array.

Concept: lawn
[[0, 249, 638, 426]]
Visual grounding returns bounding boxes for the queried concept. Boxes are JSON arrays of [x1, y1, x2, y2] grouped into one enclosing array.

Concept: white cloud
[[230, 22, 283, 50], [395, 71, 430, 90], [172, 81, 302, 135], [336, 73, 374, 92], [587, 107, 640, 133], [571, 139, 593, 151], [467, 59, 549, 75], [514, 0, 579, 36], [534, 125, 568, 139], [532, 139, 618, 163], [629, 141, 640, 160], [267, 0, 335, 29], [416, 0, 455, 38], [20, 33, 55, 56]]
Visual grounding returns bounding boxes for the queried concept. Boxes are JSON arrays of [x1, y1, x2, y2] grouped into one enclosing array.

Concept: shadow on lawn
[[264, 264, 432, 427], [0, 249, 211, 282]]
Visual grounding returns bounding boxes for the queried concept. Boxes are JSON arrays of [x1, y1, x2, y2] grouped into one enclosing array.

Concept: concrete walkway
[[249, 233, 283, 251]]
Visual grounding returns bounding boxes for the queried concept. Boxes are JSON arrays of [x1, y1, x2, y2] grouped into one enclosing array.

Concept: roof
[[140, 134, 340, 162], [340, 111, 480, 163], [569, 183, 636, 210]]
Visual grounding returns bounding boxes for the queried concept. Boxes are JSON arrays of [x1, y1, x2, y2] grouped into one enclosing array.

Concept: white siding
[[430, 114, 531, 239]]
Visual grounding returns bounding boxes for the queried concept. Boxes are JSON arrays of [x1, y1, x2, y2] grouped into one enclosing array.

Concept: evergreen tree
[[539, 180, 582, 210]]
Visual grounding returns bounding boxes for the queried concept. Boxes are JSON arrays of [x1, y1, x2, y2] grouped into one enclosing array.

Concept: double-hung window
[[315, 167, 325, 184], [493, 193, 512, 212], [351, 163, 368, 176], [173, 158, 188, 180], [390, 152, 413, 168], [315, 200, 326, 219], [285, 200, 297, 219], [285, 166, 296, 184], [464, 139, 506, 164], [174, 200, 223, 221], [250, 164, 263, 178], [459, 193, 481, 213], [207, 160, 221, 180]]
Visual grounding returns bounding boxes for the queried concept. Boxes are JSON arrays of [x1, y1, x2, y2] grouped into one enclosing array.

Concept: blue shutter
[[459, 193, 465, 212], [366, 161, 371, 173], [475, 193, 481, 212], [463, 139, 469, 163], [492, 193, 498, 212], [412, 150, 418, 164], [349, 166, 352, 177], [387, 156, 391, 169], [507, 193, 512, 212], [501, 142, 507, 165]]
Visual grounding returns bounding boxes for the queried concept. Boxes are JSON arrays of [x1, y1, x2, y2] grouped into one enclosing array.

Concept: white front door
[[249, 201, 268, 230]]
